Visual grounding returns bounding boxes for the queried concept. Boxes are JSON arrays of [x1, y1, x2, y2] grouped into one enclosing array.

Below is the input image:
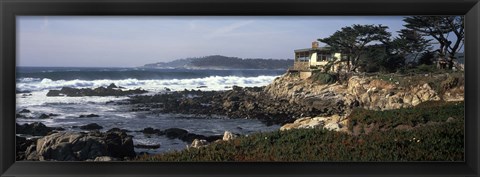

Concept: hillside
[[143, 55, 293, 69]]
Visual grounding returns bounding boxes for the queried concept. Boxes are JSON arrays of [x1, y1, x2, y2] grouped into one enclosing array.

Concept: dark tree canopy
[[403, 16, 464, 69], [391, 29, 432, 56], [318, 24, 391, 72]]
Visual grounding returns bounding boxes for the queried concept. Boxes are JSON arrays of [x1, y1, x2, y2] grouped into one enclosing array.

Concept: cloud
[[205, 20, 255, 38]]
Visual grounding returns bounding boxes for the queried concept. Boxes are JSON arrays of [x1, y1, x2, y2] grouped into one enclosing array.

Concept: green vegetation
[[311, 71, 338, 85], [137, 101, 464, 162], [348, 101, 464, 129], [373, 71, 463, 94], [317, 16, 463, 73]]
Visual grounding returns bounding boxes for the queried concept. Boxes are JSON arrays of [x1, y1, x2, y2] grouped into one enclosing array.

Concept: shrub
[[441, 76, 459, 91], [417, 64, 436, 73], [311, 72, 338, 85]]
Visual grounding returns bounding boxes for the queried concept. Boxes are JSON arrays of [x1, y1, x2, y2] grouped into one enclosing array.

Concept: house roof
[[294, 47, 332, 53]]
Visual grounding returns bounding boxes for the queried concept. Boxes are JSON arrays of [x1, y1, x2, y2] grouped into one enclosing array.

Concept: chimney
[[312, 41, 319, 49]]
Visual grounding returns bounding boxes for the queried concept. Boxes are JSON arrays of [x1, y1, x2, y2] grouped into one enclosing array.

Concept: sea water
[[16, 67, 283, 154]]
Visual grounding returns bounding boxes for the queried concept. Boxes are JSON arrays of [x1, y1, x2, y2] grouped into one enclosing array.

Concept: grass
[[137, 101, 464, 162]]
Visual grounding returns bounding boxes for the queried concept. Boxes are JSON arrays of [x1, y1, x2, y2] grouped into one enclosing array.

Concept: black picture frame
[[1, 0, 479, 176]]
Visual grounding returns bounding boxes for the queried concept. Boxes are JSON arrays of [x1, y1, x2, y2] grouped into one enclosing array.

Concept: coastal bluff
[[265, 72, 463, 112], [265, 72, 464, 131]]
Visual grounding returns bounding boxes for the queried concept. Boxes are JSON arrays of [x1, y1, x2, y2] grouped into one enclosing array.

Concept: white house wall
[[309, 52, 317, 66]]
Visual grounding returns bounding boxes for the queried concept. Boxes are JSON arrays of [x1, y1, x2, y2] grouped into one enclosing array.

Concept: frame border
[[1, 0, 479, 176]]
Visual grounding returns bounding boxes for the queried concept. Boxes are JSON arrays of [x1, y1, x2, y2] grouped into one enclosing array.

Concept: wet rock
[[47, 86, 147, 97], [38, 114, 50, 119], [79, 123, 103, 130], [134, 144, 161, 149], [107, 128, 131, 133], [164, 128, 188, 139], [48, 113, 60, 117], [107, 83, 118, 89], [25, 131, 134, 161], [79, 114, 100, 118], [16, 122, 54, 136], [16, 90, 31, 94], [16, 113, 26, 119], [19, 109, 31, 113], [141, 127, 162, 135]]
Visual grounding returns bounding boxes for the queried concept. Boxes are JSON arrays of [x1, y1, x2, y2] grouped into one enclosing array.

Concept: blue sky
[[17, 16, 408, 67]]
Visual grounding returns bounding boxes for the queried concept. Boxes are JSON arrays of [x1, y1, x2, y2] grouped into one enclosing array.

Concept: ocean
[[16, 67, 284, 154]]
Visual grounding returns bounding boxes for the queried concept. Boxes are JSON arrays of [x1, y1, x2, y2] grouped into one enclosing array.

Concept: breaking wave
[[16, 75, 280, 92]]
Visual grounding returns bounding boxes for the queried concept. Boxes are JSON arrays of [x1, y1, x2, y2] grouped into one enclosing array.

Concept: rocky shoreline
[[16, 122, 228, 161], [47, 83, 147, 97], [125, 72, 463, 126], [16, 72, 464, 161], [126, 85, 343, 125]]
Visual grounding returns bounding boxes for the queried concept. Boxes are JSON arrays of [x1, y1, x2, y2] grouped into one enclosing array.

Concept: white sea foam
[[16, 75, 280, 92]]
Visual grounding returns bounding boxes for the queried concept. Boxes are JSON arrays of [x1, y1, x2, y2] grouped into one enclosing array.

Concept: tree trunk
[[347, 55, 351, 72], [447, 55, 454, 70]]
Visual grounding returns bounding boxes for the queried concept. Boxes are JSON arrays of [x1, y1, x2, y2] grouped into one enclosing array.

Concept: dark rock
[[79, 123, 103, 130], [105, 131, 136, 159], [16, 113, 26, 119], [47, 86, 147, 97], [38, 114, 50, 119], [107, 128, 131, 133], [25, 131, 135, 161], [125, 85, 305, 126], [141, 127, 162, 134], [16, 136, 36, 160], [48, 113, 60, 117], [53, 127, 65, 131], [134, 144, 161, 149], [205, 135, 223, 142], [19, 109, 31, 113], [16, 90, 31, 94], [16, 122, 54, 136], [179, 133, 207, 143], [79, 114, 100, 118], [164, 128, 188, 139], [107, 83, 118, 89]]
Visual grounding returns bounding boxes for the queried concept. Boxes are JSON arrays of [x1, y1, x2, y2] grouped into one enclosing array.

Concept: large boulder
[[78, 123, 103, 130], [16, 136, 36, 160], [222, 131, 238, 141], [280, 115, 345, 132], [16, 122, 54, 136], [280, 117, 326, 131], [189, 139, 209, 148], [26, 131, 134, 161], [164, 128, 188, 139]]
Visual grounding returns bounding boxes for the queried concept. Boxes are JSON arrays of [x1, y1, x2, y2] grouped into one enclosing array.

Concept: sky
[[17, 16, 410, 67]]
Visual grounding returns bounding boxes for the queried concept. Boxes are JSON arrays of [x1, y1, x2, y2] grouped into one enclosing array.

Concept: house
[[289, 41, 345, 79]]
